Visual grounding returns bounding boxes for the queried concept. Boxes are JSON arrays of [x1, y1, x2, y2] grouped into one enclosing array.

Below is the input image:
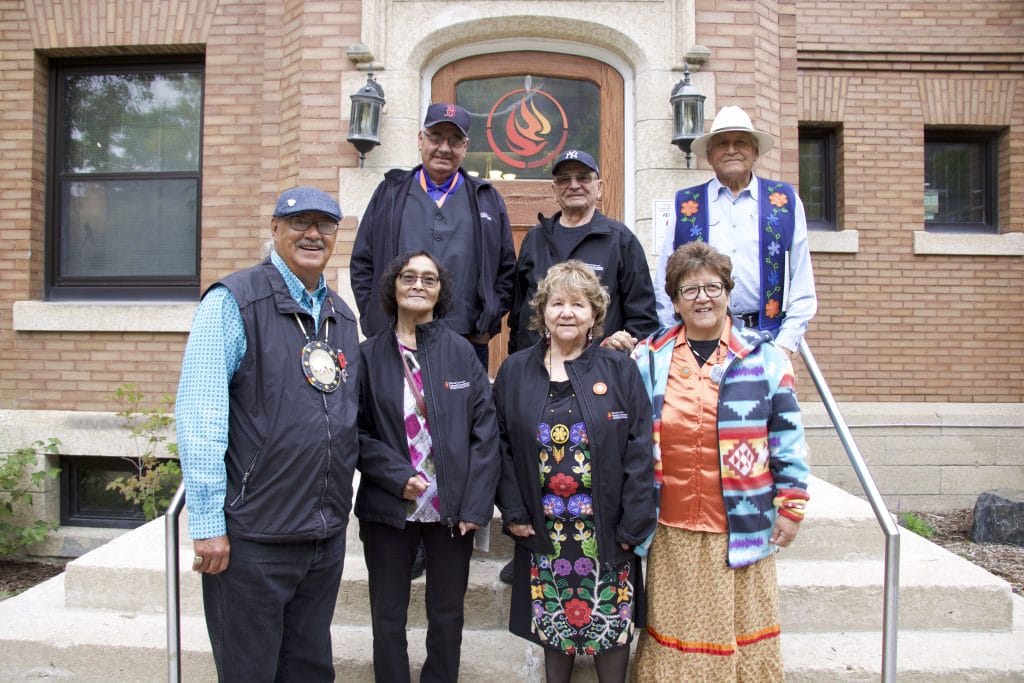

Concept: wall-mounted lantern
[[347, 72, 385, 168], [670, 63, 706, 169]]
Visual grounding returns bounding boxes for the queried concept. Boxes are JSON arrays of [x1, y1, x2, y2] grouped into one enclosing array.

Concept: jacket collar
[[389, 316, 452, 345], [386, 164, 493, 191], [526, 337, 599, 373], [650, 316, 769, 362], [536, 209, 610, 234]]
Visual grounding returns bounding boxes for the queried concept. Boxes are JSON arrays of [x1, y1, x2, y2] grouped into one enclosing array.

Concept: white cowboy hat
[[691, 105, 775, 158]]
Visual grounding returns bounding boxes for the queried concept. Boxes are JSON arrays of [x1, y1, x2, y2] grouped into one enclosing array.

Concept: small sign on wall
[[653, 199, 673, 254]]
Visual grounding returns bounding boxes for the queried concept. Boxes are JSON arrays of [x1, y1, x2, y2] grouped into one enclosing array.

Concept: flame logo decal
[[487, 85, 569, 169], [505, 97, 551, 157]]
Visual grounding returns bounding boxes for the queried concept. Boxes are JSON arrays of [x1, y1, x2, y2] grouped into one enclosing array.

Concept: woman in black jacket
[[357, 251, 500, 683], [494, 260, 656, 683]]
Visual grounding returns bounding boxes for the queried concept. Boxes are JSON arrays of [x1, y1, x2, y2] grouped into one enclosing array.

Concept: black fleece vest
[[215, 259, 360, 543]]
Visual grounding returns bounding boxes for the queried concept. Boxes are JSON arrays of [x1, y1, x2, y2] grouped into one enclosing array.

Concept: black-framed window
[[48, 59, 204, 300], [60, 456, 157, 528], [924, 129, 998, 232], [798, 126, 837, 231]]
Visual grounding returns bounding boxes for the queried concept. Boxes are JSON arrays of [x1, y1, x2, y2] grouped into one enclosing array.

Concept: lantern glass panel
[[349, 99, 381, 141]]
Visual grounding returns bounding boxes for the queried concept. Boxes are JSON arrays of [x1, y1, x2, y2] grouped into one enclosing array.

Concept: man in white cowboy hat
[[653, 105, 816, 354]]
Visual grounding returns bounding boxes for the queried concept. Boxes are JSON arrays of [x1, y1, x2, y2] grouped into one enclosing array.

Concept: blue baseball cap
[[552, 149, 600, 177], [423, 103, 471, 137], [273, 186, 342, 222]]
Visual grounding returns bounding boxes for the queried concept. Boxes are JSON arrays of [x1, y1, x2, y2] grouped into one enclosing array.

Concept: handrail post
[[798, 340, 899, 683], [165, 483, 187, 683]]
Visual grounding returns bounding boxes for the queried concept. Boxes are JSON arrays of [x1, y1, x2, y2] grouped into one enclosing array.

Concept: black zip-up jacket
[[351, 166, 516, 339], [508, 210, 659, 353], [218, 259, 360, 542], [355, 318, 500, 530], [493, 340, 656, 567]]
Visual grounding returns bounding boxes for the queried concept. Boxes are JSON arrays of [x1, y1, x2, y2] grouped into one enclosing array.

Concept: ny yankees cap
[[551, 149, 600, 177]]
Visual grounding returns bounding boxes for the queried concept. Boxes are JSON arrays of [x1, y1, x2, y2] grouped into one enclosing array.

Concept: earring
[[544, 329, 551, 342], [587, 329, 593, 344]]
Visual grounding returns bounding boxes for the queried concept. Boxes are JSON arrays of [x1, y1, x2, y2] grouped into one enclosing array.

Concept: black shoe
[[410, 543, 426, 580], [499, 559, 514, 584]]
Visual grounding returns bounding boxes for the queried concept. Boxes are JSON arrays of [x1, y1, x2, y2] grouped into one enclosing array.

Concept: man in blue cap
[[509, 149, 659, 354], [351, 102, 516, 370], [176, 186, 360, 680]]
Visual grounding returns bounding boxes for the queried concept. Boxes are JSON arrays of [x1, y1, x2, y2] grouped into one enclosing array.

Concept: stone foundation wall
[[803, 402, 1024, 512]]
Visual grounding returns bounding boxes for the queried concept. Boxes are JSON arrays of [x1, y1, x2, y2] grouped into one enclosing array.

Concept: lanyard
[[418, 169, 460, 208]]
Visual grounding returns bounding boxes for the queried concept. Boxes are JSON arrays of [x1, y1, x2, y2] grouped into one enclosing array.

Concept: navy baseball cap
[[273, 186, 342, 222], [552, 149, 600, 177], [423, 103, 471, 137]]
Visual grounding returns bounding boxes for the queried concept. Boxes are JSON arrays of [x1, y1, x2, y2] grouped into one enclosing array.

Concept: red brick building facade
[[0, 1, 1021, 526]]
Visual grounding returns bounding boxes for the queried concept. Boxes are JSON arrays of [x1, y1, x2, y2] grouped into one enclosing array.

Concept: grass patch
[[899, 511, 936, 538]]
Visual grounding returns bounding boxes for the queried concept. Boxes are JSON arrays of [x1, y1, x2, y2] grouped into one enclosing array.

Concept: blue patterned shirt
[[175, 250, 328, 539]]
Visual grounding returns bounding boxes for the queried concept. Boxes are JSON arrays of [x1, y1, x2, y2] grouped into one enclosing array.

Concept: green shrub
[[0, 439, 61, 555], [898, 511, 936, 538], [105, 384, 181, 521]]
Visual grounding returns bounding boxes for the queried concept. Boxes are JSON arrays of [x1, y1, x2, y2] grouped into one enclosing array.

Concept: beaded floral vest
[[671, 178, 796, 333]]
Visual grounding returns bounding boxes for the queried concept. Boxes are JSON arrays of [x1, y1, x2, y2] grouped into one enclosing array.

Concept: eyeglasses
[[677, 282, 725, 301], [398, 271, 440, 288], [287, 216, 339, 235], [423, 131, 469, 149], [553, 173, 597, 187]]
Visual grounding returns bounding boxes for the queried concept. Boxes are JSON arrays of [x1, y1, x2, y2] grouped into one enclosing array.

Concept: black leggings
[[543, 645, 630, 683]]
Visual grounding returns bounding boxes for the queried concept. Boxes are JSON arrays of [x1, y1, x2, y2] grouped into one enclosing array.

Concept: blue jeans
[[202, 533, 346, 682]]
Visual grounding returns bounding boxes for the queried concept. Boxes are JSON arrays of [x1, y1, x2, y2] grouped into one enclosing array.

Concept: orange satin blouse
[[657, 326, 729, 533]]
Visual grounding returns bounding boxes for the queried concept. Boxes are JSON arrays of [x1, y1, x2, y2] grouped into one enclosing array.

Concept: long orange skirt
[[631, 524, 784, 682]]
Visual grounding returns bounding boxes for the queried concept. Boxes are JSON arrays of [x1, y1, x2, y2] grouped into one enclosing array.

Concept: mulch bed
[[911, 508, 1024, 596], [0, 559, 67, 598]]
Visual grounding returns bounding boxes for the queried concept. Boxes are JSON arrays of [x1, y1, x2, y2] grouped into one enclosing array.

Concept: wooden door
[[432, 52, 625, 373]]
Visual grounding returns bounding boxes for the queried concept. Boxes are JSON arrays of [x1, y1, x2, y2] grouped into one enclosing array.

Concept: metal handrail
[[799, 339, 899, 682], [162, 341, 899, 683], [165, 483, 187, 683]]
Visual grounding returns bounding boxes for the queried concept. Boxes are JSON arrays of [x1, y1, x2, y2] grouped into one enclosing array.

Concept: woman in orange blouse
[[631, 242, 810, 682]]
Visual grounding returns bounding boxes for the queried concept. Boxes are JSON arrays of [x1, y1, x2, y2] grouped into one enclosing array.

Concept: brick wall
[[795, 3, 1024, 402], [0, 0, 362, 411], [1, 0, 1022, 413], [695, 0, 1024, 402]]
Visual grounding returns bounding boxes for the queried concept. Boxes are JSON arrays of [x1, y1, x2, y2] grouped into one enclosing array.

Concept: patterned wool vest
[[671, 178, 796, 333]]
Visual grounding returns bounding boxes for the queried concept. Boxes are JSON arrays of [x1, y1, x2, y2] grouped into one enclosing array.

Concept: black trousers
[[360, 520, 475, 683], [201, 533, 346, 682]]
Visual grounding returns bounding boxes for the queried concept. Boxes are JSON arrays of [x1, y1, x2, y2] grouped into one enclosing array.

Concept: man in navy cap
[[176, 186, 360, 680], [351, 102, 515, 370], [508, 149, 659, 354]]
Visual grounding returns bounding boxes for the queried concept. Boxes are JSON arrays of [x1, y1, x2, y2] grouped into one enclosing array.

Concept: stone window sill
[[809, 229, 859, 254], [913, 231, 1024, 256], [13, 301, 196, 333]]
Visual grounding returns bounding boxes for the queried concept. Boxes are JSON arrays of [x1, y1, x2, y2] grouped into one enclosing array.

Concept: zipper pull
[[447, 518, 455, 539]]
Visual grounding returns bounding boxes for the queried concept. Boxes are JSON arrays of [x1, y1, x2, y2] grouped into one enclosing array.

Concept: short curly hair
[[664, 241, 735, 303], [378, 251, 454, 321], [528, 260, 610, 339]]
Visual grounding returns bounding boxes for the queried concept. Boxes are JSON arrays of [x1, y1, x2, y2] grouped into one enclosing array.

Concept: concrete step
[[778, 528, 1015, 632], [62, 475, 881, 614], [3, 573, 1022, 682], [63, 486, 1014, 634]]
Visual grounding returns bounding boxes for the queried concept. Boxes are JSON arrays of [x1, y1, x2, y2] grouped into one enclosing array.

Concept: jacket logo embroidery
[[607, 410, 628, 421], [445, 379, 471, 390]]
